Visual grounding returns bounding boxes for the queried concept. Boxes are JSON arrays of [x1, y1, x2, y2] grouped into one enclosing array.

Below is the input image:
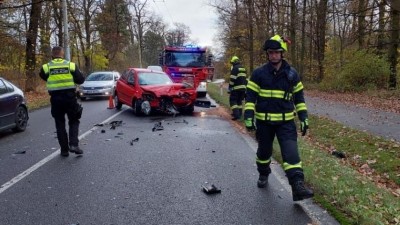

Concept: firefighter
[[244, 35, 313, 201], [39, 46, 85, 157], [228, 56, 247, 120]]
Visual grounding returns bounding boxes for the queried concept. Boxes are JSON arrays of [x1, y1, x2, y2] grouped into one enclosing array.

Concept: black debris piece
[[130, 138, 139, 146], [94, 123, 104, 127], [332, 150, 346, 159], [110, 120, 123, 129], [101, 129, 106, 133], [14, 150, 26, 154], [195, 100, 211, 108], [152, 121, 164, 132], [174, 119, 188, 124], [202, 184, 221, 194]]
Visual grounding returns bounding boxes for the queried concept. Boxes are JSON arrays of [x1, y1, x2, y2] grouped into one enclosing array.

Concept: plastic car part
[[202, 184, 221, 194]]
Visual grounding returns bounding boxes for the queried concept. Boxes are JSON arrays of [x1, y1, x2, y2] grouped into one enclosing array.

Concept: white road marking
[[0, 109, 126, 194]]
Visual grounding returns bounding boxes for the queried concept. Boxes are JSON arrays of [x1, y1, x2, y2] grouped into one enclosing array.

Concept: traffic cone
[[107, 95, 115, 109]]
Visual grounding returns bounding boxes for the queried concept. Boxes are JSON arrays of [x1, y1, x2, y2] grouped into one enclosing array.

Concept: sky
[[148, 0, 219, 48]]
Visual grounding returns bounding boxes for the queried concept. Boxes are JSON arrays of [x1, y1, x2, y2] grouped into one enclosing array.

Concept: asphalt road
[[0, 97, 339, 225], [306, 95, 400, 142]]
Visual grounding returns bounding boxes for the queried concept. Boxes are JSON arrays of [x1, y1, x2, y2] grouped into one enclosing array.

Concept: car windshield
[[164, 52, 206, 67], [86, 73, 113, 81], [138, 72, 173, 85]]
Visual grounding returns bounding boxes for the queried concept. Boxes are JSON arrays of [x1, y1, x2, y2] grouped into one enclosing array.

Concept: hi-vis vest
[[43, 59, 76, 91]]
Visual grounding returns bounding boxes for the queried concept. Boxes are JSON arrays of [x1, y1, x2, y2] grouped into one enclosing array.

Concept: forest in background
[[0, 0, 399, 94]]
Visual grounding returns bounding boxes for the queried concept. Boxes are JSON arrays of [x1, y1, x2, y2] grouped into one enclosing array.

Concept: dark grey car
[[0, 77, 29, 132]]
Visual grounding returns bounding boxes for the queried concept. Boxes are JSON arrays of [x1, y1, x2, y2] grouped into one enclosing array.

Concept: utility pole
[[62, 0, 70, 60]]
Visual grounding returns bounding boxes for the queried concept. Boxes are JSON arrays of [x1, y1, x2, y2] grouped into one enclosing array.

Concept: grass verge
[[207, 82, 400, 225], [25, 91, 50, 111]]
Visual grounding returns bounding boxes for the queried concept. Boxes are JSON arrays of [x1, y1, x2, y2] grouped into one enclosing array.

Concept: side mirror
[[207, 54, 213, 66], [158, 52, 163, 66]]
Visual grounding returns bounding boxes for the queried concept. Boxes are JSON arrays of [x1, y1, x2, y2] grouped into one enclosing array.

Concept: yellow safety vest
[[43, 59, 76, 91]]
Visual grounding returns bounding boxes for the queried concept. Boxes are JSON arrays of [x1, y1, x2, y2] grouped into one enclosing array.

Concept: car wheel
[[133, 99, 143, 116], [80, 96, 86, 101], [114, 94, 122, 110], [12, 106, 28, 132]]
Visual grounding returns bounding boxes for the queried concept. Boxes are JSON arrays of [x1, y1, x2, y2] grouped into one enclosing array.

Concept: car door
[[117, 70, 135, 106], [0, 79, 18, 130]]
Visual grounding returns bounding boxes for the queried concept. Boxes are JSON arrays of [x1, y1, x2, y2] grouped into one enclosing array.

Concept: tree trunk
[[25, 0, 42, 92], [299, 0, 307, 77], [377, 0, 385, 54], [246, 0, 254, 72], [289, 0, 296, 67], [388, 0, 399, 89], [315, 0, 328, 82], [358, 0, 366, 49]]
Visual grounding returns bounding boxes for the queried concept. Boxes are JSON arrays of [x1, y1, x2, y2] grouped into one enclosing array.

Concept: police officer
[[244, 35, 313, 201], [228, 56, 247, 120], [39, 46, 85, 157]]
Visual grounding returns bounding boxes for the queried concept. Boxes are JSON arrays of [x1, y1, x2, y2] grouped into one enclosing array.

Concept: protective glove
[[300, 118, 309, 136], [245, 118, 256, 131], [227, 87, 232, 94]]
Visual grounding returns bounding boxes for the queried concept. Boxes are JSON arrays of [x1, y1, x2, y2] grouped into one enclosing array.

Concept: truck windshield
[[165, 52, 206, 67]]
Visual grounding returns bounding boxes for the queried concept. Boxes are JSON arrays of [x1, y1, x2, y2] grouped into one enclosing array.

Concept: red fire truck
[[159, 45, 214, 98]]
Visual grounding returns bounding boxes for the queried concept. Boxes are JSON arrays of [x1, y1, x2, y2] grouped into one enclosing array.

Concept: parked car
[[114, 68, 197, 116], [0, 77, 29, 133], [77, 71, 120, 100]]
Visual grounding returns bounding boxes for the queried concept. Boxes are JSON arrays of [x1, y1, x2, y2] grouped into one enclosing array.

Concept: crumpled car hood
[[140, 83, 195, 97]]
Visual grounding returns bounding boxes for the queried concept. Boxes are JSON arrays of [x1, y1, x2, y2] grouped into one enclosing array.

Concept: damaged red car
[[114, 68, 197, 116]]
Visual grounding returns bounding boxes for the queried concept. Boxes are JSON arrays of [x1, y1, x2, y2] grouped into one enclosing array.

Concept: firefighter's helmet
[[230, 56, 240, 64], [263, 35, 289, 52]]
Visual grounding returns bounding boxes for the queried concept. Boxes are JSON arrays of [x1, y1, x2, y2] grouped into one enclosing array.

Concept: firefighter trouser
[[50, 90, 81, 151], [229, 90, 246, 119], [255, 120, 304, 184]]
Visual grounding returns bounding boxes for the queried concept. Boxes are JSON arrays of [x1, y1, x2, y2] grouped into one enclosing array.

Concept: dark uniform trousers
[[50, 90, 81, 152], [255, 119, 304, 184], [229, 90, 246, 119]]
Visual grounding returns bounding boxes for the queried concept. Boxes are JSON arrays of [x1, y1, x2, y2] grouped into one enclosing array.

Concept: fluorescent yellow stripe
[[293, 82, 304, 93], [245, 102, 255, 110], [256, 156, 271, 164], [247, 80, 259, 92], [296, 103, 307, 111], [255, 112, 295, 121], [283, 162, 302, 171]]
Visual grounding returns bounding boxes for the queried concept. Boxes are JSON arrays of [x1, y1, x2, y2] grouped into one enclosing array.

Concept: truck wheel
[[197, 92, 207, 98]]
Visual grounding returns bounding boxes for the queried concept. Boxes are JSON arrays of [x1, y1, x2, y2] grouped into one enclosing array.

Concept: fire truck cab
[[159, 45, 214, 98]]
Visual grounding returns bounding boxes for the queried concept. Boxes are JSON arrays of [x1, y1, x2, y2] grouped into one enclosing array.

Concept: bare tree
[[25, 0, 42, 92], [388, 0, 399, 89]]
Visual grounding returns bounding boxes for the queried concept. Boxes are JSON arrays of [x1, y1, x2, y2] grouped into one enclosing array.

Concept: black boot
[[257, 175, 268, 188], [69, 146, 83, 154], [291, 180, 314, 201]]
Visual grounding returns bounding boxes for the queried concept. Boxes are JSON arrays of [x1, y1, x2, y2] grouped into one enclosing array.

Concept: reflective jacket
[[244, 60, 307, 123], [42, 59, 76, 91], [229, 63, 247, 91]]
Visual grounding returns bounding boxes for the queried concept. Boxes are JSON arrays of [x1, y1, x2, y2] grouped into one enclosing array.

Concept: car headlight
[[142, 92, 156, 101], [104, 85, 113, 89]]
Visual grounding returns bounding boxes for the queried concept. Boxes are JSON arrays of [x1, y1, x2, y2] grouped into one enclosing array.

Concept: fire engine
[[158, 45, 214, 98]]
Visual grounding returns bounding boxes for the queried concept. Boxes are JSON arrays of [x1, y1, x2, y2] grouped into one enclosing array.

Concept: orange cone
[[107, 95, 115, 109]]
